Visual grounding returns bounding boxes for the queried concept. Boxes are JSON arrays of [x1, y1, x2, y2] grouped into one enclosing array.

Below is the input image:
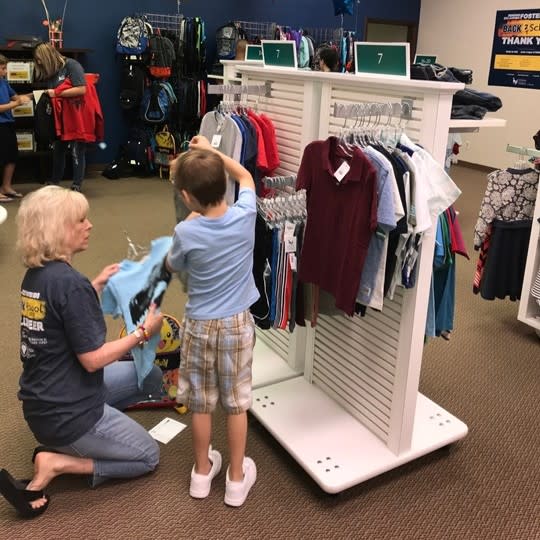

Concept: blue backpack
[[141, 81, 177, 124], [116, 15, 152, 54]]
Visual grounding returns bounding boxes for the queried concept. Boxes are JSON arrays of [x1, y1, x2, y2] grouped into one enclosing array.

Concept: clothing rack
[[207, 83, 271, 97], [144, 12, 183, 33], [262, 174, 297, 189], [333, 100, 414, 122], [235, 65, 473, 493], [506, 144, 540, 159]]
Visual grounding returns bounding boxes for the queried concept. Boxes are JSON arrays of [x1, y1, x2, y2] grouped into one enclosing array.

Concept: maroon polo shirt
[[296, 137, 378, 315]]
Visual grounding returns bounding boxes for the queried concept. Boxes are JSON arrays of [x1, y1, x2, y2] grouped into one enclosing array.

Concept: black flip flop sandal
[[0, 469, 50, 519]]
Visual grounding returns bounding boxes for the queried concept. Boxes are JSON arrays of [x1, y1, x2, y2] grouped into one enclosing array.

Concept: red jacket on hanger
[[52, 73, 104, 142]]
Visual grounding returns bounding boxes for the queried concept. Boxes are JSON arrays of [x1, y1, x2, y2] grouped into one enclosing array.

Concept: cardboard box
[[16, 131, 34, 152], [12, 100, 34, 118], [7, 61, 33, 83]]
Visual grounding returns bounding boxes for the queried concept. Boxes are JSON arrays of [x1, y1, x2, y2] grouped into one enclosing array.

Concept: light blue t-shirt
[[168, 188, 260, 320]]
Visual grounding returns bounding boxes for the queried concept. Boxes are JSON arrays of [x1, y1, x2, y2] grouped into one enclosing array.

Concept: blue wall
[[0, 0, 420, 165]]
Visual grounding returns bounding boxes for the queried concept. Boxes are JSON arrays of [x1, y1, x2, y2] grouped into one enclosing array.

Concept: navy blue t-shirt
[[46, 57, 86, 89], [18, 261, 106, 446]]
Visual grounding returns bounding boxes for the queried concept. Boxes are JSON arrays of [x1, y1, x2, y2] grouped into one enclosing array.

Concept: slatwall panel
[[245, 77, 307, 360], [311, 83, 428, 443], [312, 291, 404, 443], [324, 86, 425, 144]]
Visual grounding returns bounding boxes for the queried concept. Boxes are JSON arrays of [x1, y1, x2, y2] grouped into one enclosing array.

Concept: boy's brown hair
[[172, 149, 226, 207], [0, 54, 8, 66]]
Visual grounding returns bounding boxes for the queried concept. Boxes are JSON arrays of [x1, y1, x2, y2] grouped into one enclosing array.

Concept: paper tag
[[285, 235, 297, 253], [149, 417, 187, 444], [211, 134, 222, 148], [289, 253, 297, 271], [284, 221, 296, 237], [334, 161, 351, 182]]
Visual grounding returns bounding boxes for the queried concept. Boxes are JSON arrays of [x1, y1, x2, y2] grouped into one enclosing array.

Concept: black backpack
[[124, 127, 154, 174], [140, 81, 177, 124], [148, 34, 176, 78], [34, 93, 57, 150], [119, 59, 147, 110], [215, 22, 245, 60]]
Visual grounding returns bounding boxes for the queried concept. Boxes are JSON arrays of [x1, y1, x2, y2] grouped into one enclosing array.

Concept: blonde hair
[[33, 43, 66, 81], [16, 186, 89, 268]]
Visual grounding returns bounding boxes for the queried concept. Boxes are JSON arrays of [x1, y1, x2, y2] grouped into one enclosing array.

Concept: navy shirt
[[18, 261, 106, 446], [46, 57, 86, 89]]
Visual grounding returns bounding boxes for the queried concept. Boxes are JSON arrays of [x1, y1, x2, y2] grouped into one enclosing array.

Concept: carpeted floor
[[0, 165, 538, 540]]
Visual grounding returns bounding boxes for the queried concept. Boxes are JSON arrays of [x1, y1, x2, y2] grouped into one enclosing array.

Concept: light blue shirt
[[168, 188, 260, 320], [101, 236, 172, 388]]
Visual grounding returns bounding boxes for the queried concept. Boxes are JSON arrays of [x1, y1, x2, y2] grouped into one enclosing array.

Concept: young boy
[[0, 54, 31, 202], [166, 135, 259, 507]]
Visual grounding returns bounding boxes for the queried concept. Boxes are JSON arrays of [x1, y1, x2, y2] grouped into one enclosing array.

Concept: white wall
[[417, 0, 539, 169]]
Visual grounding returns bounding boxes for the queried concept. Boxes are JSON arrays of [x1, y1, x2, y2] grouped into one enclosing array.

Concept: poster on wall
[[488, 9, 540, 90]]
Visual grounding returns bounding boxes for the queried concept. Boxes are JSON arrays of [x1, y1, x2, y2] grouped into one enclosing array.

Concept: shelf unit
[[448, 117, 507, 133]]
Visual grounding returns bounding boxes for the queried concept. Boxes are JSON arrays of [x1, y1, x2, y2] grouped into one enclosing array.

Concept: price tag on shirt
[[289, 253, 297, 272], [284, 235, 297, 253], [211, 134, 222, 148], [334, 161, 351, 183]]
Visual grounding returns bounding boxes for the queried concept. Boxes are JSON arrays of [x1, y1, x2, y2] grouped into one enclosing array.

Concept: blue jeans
[[53, 362, 162, 487], [51, 140, 86, 186]]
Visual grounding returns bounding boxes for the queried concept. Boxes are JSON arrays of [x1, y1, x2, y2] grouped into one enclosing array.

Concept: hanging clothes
[[296, 136, 378, 317], [473, 167, 538, 299]]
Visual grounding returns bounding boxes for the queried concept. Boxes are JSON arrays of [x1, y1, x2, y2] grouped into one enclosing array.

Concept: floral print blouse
[[474, 168, 539, 248]]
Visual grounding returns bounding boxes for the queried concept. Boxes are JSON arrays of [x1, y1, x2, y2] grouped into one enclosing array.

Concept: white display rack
[[237, 65, 472, 493], [518, 182, 540, 335]]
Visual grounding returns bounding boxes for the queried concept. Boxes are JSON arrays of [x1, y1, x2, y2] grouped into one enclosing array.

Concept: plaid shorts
[[178, 310, 255, 415]]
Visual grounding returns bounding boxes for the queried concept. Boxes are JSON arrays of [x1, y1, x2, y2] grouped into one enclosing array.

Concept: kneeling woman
[[0, 186, 164, 518]]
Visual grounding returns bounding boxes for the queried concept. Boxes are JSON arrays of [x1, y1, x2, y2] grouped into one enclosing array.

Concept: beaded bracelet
[[139, 325, 150, 343]]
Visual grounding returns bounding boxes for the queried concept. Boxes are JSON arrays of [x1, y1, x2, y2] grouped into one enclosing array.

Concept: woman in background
[[33, 43, 87, 192]]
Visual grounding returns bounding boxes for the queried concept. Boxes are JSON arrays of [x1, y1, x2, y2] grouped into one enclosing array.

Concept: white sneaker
[[189, 447, 222, 498], [224, 457, 257, 507]]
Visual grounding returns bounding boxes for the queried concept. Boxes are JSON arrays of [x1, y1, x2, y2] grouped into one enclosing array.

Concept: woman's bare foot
[[25, 449, 94, 509]]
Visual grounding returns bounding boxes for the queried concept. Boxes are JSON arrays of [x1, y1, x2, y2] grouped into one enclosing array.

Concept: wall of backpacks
[[104, 14, 207, 180]]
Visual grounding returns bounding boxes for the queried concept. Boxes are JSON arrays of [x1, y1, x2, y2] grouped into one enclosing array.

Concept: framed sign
[[354, 42, 410, 79], [245, 44, 263, 62], [488, 9, 540, 89], [414, 54, 438, 65], [261, 40, 298, 69]]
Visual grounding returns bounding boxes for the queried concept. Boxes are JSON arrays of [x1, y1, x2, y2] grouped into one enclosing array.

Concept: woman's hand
[[143, 303, 164, 337], [92, 263, 120, 294]]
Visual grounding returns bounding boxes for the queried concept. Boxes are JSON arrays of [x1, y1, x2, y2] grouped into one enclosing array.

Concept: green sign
[[261, 40, 297, 69], [245, 44, 263, 62], [414, 54, 438, 65], [354, 42, 410, 79]]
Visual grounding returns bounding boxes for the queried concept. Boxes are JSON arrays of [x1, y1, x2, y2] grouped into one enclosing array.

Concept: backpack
[[154, 125, 177, 178], [148, 34, 176, 78], [34, 93, 57, 150], [116, 15, 152, 54], [215, 22, 245, 60], [141, 81, 177, 124], [119, 59, 147, 110], [124, 127, 154, 174]]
